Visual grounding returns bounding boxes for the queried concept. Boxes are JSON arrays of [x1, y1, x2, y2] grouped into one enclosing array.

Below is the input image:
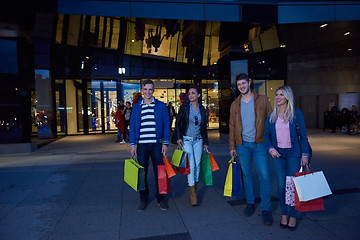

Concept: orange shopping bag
[[164, 155, 176, 178], [206, 150, 219, 172]]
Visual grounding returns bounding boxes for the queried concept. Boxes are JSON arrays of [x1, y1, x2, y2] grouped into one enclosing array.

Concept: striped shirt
[[138, 98, 157, 144]]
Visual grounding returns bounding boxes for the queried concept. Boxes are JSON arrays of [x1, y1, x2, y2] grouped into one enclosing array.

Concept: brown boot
[[189, 185, 197, 206]]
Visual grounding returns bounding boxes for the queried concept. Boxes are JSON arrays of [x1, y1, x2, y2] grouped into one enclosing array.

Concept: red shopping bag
[[208, 152, 220, 172], [294, 170, 325, 212], [164, 156, 176, 178], [158, 165, 171, 194], [176, 156, 190, 175]]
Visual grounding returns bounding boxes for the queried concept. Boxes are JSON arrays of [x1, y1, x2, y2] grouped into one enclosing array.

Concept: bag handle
[[131, 155, 138, 163], [299, 163, 311, 173], [228, 157, 234, 163]]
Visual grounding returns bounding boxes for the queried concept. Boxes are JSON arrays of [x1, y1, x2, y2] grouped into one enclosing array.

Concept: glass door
[[89, 80, 103, 133], [103, 81, 118, 133], [88, 80, 118, 133]]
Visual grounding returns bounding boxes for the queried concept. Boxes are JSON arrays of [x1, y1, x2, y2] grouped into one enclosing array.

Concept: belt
[[183, 136, 202, 141]]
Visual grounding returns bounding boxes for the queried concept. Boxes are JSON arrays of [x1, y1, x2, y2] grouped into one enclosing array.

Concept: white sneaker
[[120, 140, 126, 144]]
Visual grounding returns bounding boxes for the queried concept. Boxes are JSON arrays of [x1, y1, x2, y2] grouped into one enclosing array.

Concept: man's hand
[[162, 145, 168, 155], [230, 150, 237, 157], [130, 146, 137, 156]]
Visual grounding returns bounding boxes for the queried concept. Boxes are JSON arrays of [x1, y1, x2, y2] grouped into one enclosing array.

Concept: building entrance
[[53, 78, 220, 136]]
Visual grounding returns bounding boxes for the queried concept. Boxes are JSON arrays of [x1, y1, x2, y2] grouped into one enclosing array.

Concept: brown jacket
[[229, 91, 272, 150]]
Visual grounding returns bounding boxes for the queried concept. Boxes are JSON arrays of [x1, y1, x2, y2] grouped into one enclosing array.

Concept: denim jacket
[[264, 109, 311, 158], [129, 98, 170, 147]]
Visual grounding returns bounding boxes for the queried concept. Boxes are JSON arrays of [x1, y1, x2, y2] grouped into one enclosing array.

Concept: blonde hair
[[269, 85, 295, 124]]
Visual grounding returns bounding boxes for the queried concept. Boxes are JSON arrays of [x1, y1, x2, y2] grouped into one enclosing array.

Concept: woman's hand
[[269, 148, 281, 158], [177, 139, 183, 146], [301, 156, 309, 166], [203, 144, 208, 151]]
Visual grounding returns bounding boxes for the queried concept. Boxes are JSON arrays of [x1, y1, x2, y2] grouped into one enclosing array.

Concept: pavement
[[0, 129, 359, 240]]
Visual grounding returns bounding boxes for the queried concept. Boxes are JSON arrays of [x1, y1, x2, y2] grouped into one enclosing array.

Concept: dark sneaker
[[157, 200, 168, 210], [138, 201, 147, 212], [262, 210, 273, 226], [244, 204, 255, 217]]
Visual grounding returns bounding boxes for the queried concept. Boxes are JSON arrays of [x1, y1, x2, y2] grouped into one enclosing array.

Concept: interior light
[[347, 48, 352, 51], [320, 24, 328, 28], [280, 45, 286, 48], [344, 32, 350, 36], [131, 40, 135, 42], [85, 56, 89, 59]]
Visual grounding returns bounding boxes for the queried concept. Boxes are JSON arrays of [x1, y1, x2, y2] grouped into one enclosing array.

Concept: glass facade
[[50, 78, 222, 135], [56, 15, 220, 66]]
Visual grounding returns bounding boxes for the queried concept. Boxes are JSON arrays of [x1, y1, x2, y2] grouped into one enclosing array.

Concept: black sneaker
[[244, 204, 255, 217], [138, 201, 147, 212], [157, 200, 168, 210], [261, 210, 273, 226]]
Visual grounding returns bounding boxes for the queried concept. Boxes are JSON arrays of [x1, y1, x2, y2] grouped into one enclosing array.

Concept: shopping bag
[[231, 160, 242, 198], [178, 151, 188, 168], [293, 170, 332, 201], [206, 150, 220, 172], [171, 146, 184, 167], [164, 156, 176, 178], [200, 151, 213, 186], [158, 164, 171, 194], [223, 158, 233, 197], [285, 176, 295, 206], [294, 189, 325, 212], [223, 157, 242, 198], [293, 167, 325, 211], [124, 158, 145, 191], [176, 155, 190, 175]]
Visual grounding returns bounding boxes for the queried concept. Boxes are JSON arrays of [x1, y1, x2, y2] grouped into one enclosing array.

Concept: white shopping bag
[[293, 171, 332, 201]]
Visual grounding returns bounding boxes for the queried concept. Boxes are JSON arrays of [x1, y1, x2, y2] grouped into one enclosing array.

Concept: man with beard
[[228, 73, 273, 226]]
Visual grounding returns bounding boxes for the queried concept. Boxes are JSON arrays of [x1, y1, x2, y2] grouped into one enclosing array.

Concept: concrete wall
[[287, 56, 360, 128]]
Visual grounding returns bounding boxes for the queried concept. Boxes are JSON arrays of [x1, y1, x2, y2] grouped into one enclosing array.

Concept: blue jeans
[[183, 136, 203, 186], [236, 141, 271, 211], [273, 148, 301, 218], [117, 129, 123, 142], [137, 143, 164, 202]]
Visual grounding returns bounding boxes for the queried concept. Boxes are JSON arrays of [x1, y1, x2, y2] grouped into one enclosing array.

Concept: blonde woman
[[264, 85, 311, 231]]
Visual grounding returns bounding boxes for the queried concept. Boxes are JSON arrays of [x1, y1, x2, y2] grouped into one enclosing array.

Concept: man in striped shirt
[[129, 79, 171, 211]]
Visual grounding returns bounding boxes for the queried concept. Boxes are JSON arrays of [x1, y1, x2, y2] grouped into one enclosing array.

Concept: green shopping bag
[[124, 158, 145, 191], [200, 151, 213, 186], [171, 146, 185, 167]]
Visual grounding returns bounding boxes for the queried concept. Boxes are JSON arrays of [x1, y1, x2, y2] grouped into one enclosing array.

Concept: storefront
[[30, 78, 221, 136]]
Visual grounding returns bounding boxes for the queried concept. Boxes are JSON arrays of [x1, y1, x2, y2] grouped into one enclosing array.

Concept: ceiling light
[[347, 48, 352, 51], [344, 32, 350, 36], [280, 45, 286, 48], [320, 24, 328, 28]]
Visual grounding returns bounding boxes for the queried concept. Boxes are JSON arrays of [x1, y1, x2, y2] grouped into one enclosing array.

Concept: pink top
[[275, 116, 292, 148]]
